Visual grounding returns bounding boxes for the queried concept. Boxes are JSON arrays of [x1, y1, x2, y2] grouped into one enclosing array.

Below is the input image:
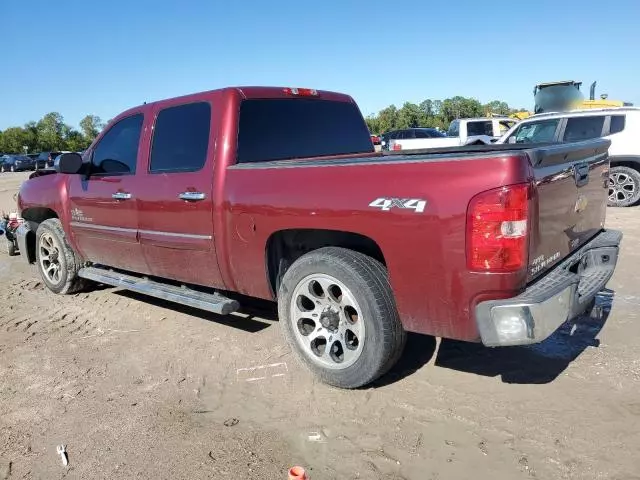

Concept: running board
[[78, 266, 240, 315]]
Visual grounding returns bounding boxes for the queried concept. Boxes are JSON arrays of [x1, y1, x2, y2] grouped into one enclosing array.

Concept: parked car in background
[[447, 117, 518, 143], [35, 151, 63, 169], [383, 118, 519, 152], [381, 128, 452, 150], [16, 85, 621, 389], [497, 107, 640, 207], [0, 155, 35, 172]]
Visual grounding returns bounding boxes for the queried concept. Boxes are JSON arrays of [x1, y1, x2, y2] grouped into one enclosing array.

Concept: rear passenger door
[[136, 100, 225, 289]]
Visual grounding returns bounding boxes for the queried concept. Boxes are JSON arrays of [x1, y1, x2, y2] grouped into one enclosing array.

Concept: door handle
[[112, 192, 132, 200], [179, 192, 206, 201]]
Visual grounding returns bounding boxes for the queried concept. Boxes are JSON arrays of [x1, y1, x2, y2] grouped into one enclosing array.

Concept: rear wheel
[[36, 219, 86, 294], [608, 166, 640, 207], [278, 247, 406, 389]]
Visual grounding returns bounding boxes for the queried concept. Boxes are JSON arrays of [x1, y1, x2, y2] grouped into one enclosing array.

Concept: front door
[[136, 100, 224, 289], [67, 113, 148, 273]]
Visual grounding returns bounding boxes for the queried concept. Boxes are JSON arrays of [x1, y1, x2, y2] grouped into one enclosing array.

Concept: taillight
[[467, 183, 530, 272], [391, 142, 402, 151], [283, 87, 318, 97]]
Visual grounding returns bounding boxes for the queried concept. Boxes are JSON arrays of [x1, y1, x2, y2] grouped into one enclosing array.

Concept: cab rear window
[[236, 98, 374, 163]]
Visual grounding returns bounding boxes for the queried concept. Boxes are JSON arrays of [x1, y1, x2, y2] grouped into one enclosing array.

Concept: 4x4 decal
[[368, 197, 427, 213]]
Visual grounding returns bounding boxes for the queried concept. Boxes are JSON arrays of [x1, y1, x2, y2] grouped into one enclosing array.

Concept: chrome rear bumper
[[475, 230, 622, 347]]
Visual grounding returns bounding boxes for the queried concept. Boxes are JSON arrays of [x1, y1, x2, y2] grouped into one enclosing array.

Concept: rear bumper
[[475, 230, 622, 347]]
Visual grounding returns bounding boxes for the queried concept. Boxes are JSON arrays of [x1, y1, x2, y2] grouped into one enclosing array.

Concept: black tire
[[608, 166, 640, 207], [278, 247, 406, 389], [35, 218, 86, 294]]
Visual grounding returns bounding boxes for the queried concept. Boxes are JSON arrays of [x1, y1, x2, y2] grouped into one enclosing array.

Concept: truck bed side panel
[[222, 153, 532, 341]]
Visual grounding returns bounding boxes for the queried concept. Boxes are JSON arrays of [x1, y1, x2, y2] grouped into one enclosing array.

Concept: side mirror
[[57, 153, 83, 174]]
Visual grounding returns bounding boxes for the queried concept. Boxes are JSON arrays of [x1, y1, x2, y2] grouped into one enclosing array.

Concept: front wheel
[[35, 219, 86, 294], [608, 166, 640, 207], [278, 247, 406, 388]]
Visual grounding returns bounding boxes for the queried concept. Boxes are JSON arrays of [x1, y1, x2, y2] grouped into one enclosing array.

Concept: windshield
[[534, 85, 584, 113], [237, 98, 374, 163], [509, 119, 560, 143], [447, 120, 460, 137]]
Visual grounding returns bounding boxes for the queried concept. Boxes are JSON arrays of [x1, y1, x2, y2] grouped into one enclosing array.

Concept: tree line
[[365, 96, 528, 134], [0, 113, 104, 154]]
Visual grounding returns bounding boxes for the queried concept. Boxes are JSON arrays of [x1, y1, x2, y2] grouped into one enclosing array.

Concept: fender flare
[[608, 155, 640, 169]]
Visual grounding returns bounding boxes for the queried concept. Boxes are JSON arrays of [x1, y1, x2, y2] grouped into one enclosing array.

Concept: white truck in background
[[385, 118, 518, 151]]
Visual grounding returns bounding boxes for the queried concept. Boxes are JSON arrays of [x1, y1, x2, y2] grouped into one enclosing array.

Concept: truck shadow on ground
[[113, 290, 278, 333], [434, 289, 615, 384], [113, 287, 614, 386]]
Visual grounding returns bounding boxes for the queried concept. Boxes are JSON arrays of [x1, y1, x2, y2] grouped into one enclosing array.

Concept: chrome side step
[[78, 266, 240, 315]]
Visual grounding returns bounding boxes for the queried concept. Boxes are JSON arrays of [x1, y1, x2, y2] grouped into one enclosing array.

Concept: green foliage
[[0, 112, 104, 153], [366, 96, 526, 134]]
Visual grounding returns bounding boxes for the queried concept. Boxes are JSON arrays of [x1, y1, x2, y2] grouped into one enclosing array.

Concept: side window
[[563, 116, 605, 142], [510, 119, 560, 143], [467, 121, 492, 136], [150, 102, 211, 173], [414, 130, 430, 138], [609, 115, 626, 135], [92, 114, 143, 175]]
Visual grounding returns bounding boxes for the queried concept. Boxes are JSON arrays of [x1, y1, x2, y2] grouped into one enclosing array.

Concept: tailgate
[[527, 139, 611, 282]]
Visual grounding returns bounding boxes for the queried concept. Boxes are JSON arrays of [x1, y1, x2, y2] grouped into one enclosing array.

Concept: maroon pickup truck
[[16, 86, 621, 388]]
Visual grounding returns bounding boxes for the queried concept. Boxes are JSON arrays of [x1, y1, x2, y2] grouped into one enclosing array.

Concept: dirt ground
[[1, 171, 639, 480]]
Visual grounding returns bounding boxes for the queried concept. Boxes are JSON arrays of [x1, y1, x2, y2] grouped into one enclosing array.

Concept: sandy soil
[[1, 171, 639, 479]]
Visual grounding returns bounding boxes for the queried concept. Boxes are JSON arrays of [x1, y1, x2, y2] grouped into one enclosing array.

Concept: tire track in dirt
[[0, 278, 149, 343]]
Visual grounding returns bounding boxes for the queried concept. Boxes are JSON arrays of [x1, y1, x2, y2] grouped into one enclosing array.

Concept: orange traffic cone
[[288, 466, 308, 480]]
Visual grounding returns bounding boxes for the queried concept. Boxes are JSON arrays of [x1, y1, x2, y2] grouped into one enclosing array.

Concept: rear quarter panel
[[221, 153, 533, 341]]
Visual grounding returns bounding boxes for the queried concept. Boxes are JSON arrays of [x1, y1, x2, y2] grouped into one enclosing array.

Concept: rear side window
[[563, 116, 605, 142], [467, 121, 493, 136], [150, 102, 211, 173], [92, 114, 143, 175], [236, 99, 374, 163], [610, 115, 626, 134]]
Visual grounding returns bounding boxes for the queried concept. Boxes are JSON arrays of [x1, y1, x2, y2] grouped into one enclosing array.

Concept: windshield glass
[[534, 86, 583, 113], [447, 120, 460, 137], [510, 119, 560, 143]]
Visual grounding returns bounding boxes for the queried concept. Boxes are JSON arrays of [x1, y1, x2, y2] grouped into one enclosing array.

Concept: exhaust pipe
[[590, 81, 597, 101]]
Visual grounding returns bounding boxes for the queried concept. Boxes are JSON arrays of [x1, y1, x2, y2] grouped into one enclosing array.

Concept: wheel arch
[[265, 229, 386, 298], [20, 207, 59, 263], [609, 155, 640, 170]]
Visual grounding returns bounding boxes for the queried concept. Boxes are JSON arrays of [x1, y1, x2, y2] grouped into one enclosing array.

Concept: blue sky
[[1, 0, 639, 130]]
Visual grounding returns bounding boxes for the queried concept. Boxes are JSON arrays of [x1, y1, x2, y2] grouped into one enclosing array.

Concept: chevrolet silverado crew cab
[[16, 86, 621, 388]]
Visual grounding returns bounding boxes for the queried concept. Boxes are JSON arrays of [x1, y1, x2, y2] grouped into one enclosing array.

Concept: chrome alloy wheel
[[39, 232, 62, 284], [609, 171, 637, 204], [289, 273, 365, 370]]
